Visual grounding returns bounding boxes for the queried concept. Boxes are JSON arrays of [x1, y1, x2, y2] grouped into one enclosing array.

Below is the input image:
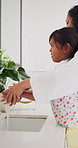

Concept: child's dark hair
[[68, 5, 78, 32], [49, 27, 78, 59]]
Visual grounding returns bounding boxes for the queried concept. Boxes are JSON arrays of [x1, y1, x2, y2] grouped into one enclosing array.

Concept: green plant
[[0, 49, 30, 93]]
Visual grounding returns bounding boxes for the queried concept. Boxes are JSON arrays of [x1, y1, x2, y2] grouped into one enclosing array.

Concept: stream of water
[[4, 79, 10, 130], [5, 104, 10, 130]]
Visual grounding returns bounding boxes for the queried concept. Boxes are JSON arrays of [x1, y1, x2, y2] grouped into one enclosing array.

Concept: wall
[[1, 0, 20, 64], [22, 0, 78, 71]]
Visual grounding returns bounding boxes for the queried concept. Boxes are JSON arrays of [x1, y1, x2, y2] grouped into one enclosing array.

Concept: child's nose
[[49, 48, 52, 53]]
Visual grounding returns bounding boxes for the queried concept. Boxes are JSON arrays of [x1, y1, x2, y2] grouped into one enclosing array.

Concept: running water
[[4, 79, 10, 130], [0, 93, 10, 130], [5, 104, 10, 131]]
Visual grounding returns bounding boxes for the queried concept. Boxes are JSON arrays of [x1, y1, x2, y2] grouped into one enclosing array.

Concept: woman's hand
[[1, 78, 31, 106]]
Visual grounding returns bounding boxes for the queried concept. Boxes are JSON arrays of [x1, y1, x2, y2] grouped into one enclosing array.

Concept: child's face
[[49, 38, 69, 62], [66, 15, 74, 28]]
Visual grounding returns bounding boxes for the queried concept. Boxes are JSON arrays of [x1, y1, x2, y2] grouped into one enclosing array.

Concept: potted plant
[[0, 49, 30, 111]]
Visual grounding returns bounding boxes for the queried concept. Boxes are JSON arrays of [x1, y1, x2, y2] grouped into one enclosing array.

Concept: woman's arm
[[1, 78, 31, 105]]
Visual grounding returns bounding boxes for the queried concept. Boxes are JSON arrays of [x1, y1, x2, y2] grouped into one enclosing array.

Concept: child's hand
[[8, 83, 16, 89], [1, 78, 31, 106], [1, 83, 25, 106]]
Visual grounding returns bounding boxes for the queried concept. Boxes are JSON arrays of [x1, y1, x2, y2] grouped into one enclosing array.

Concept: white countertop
[[0, 102, 65, 148]]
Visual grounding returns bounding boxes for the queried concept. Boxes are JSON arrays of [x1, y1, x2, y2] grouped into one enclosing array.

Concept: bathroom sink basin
[[0, 115, 47, 132]]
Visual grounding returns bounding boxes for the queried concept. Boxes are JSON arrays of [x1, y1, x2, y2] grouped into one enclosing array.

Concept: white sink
[[0, 115, 47, 132]]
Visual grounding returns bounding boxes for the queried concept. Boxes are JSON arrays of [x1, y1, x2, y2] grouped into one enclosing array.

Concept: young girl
[[1, 27, 78, 148], [49, 27, 78, 148]]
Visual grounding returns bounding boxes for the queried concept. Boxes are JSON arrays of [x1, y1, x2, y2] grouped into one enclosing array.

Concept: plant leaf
[[0, 74, 7, 84], [0, 50, 3, 58], [2, 69, 20, 81], [0, 60, 3, 70], [17, 67, 30, 80], [0, 84, 5, 93], [7, 61, 16, 70]]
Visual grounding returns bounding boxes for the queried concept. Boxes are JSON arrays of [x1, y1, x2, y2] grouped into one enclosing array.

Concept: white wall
[[22, 0, 78, 71], [1, 0, 20, 64]]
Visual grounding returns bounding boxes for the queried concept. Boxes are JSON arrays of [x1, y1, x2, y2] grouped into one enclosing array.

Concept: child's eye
[[66, 21, 69, 25]]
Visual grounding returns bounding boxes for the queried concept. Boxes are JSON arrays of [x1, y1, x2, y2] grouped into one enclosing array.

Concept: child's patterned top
[[50, 93, 78, 128]]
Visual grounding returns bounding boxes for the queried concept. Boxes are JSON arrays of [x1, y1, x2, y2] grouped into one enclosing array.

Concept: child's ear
[[64, 43, 72, 53]]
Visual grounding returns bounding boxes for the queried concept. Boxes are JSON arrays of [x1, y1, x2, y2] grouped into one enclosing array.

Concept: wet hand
[[1, 82, 26, 106]]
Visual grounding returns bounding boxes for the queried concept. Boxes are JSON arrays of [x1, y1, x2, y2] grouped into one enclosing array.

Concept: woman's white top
[[30, 51, 78, 103]]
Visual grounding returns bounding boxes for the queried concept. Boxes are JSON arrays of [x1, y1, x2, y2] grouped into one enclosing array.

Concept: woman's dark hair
[[49, 27, 78, 59], [68, 5, 78, 32]]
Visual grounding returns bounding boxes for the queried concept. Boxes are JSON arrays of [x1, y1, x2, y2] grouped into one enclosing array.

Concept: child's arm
[[21, 89, 35, 101], [1, 78, 32, 105]]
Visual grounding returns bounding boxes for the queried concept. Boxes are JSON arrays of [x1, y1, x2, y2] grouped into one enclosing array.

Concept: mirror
[[0, 0, 22, 66]]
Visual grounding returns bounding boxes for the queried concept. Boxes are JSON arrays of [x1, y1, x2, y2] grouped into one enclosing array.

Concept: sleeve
[[30, 56, 78, 103], [30, 71, 58, 103]]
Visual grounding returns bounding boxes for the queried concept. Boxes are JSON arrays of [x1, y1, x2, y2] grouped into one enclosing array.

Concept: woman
[[66, 5, 78, 32]]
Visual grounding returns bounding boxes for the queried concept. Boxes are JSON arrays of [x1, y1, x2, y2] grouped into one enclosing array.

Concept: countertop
[[0, 102, 65, 148]]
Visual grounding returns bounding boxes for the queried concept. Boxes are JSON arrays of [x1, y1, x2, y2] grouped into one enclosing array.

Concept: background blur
[[1, 0, 78, 71]]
